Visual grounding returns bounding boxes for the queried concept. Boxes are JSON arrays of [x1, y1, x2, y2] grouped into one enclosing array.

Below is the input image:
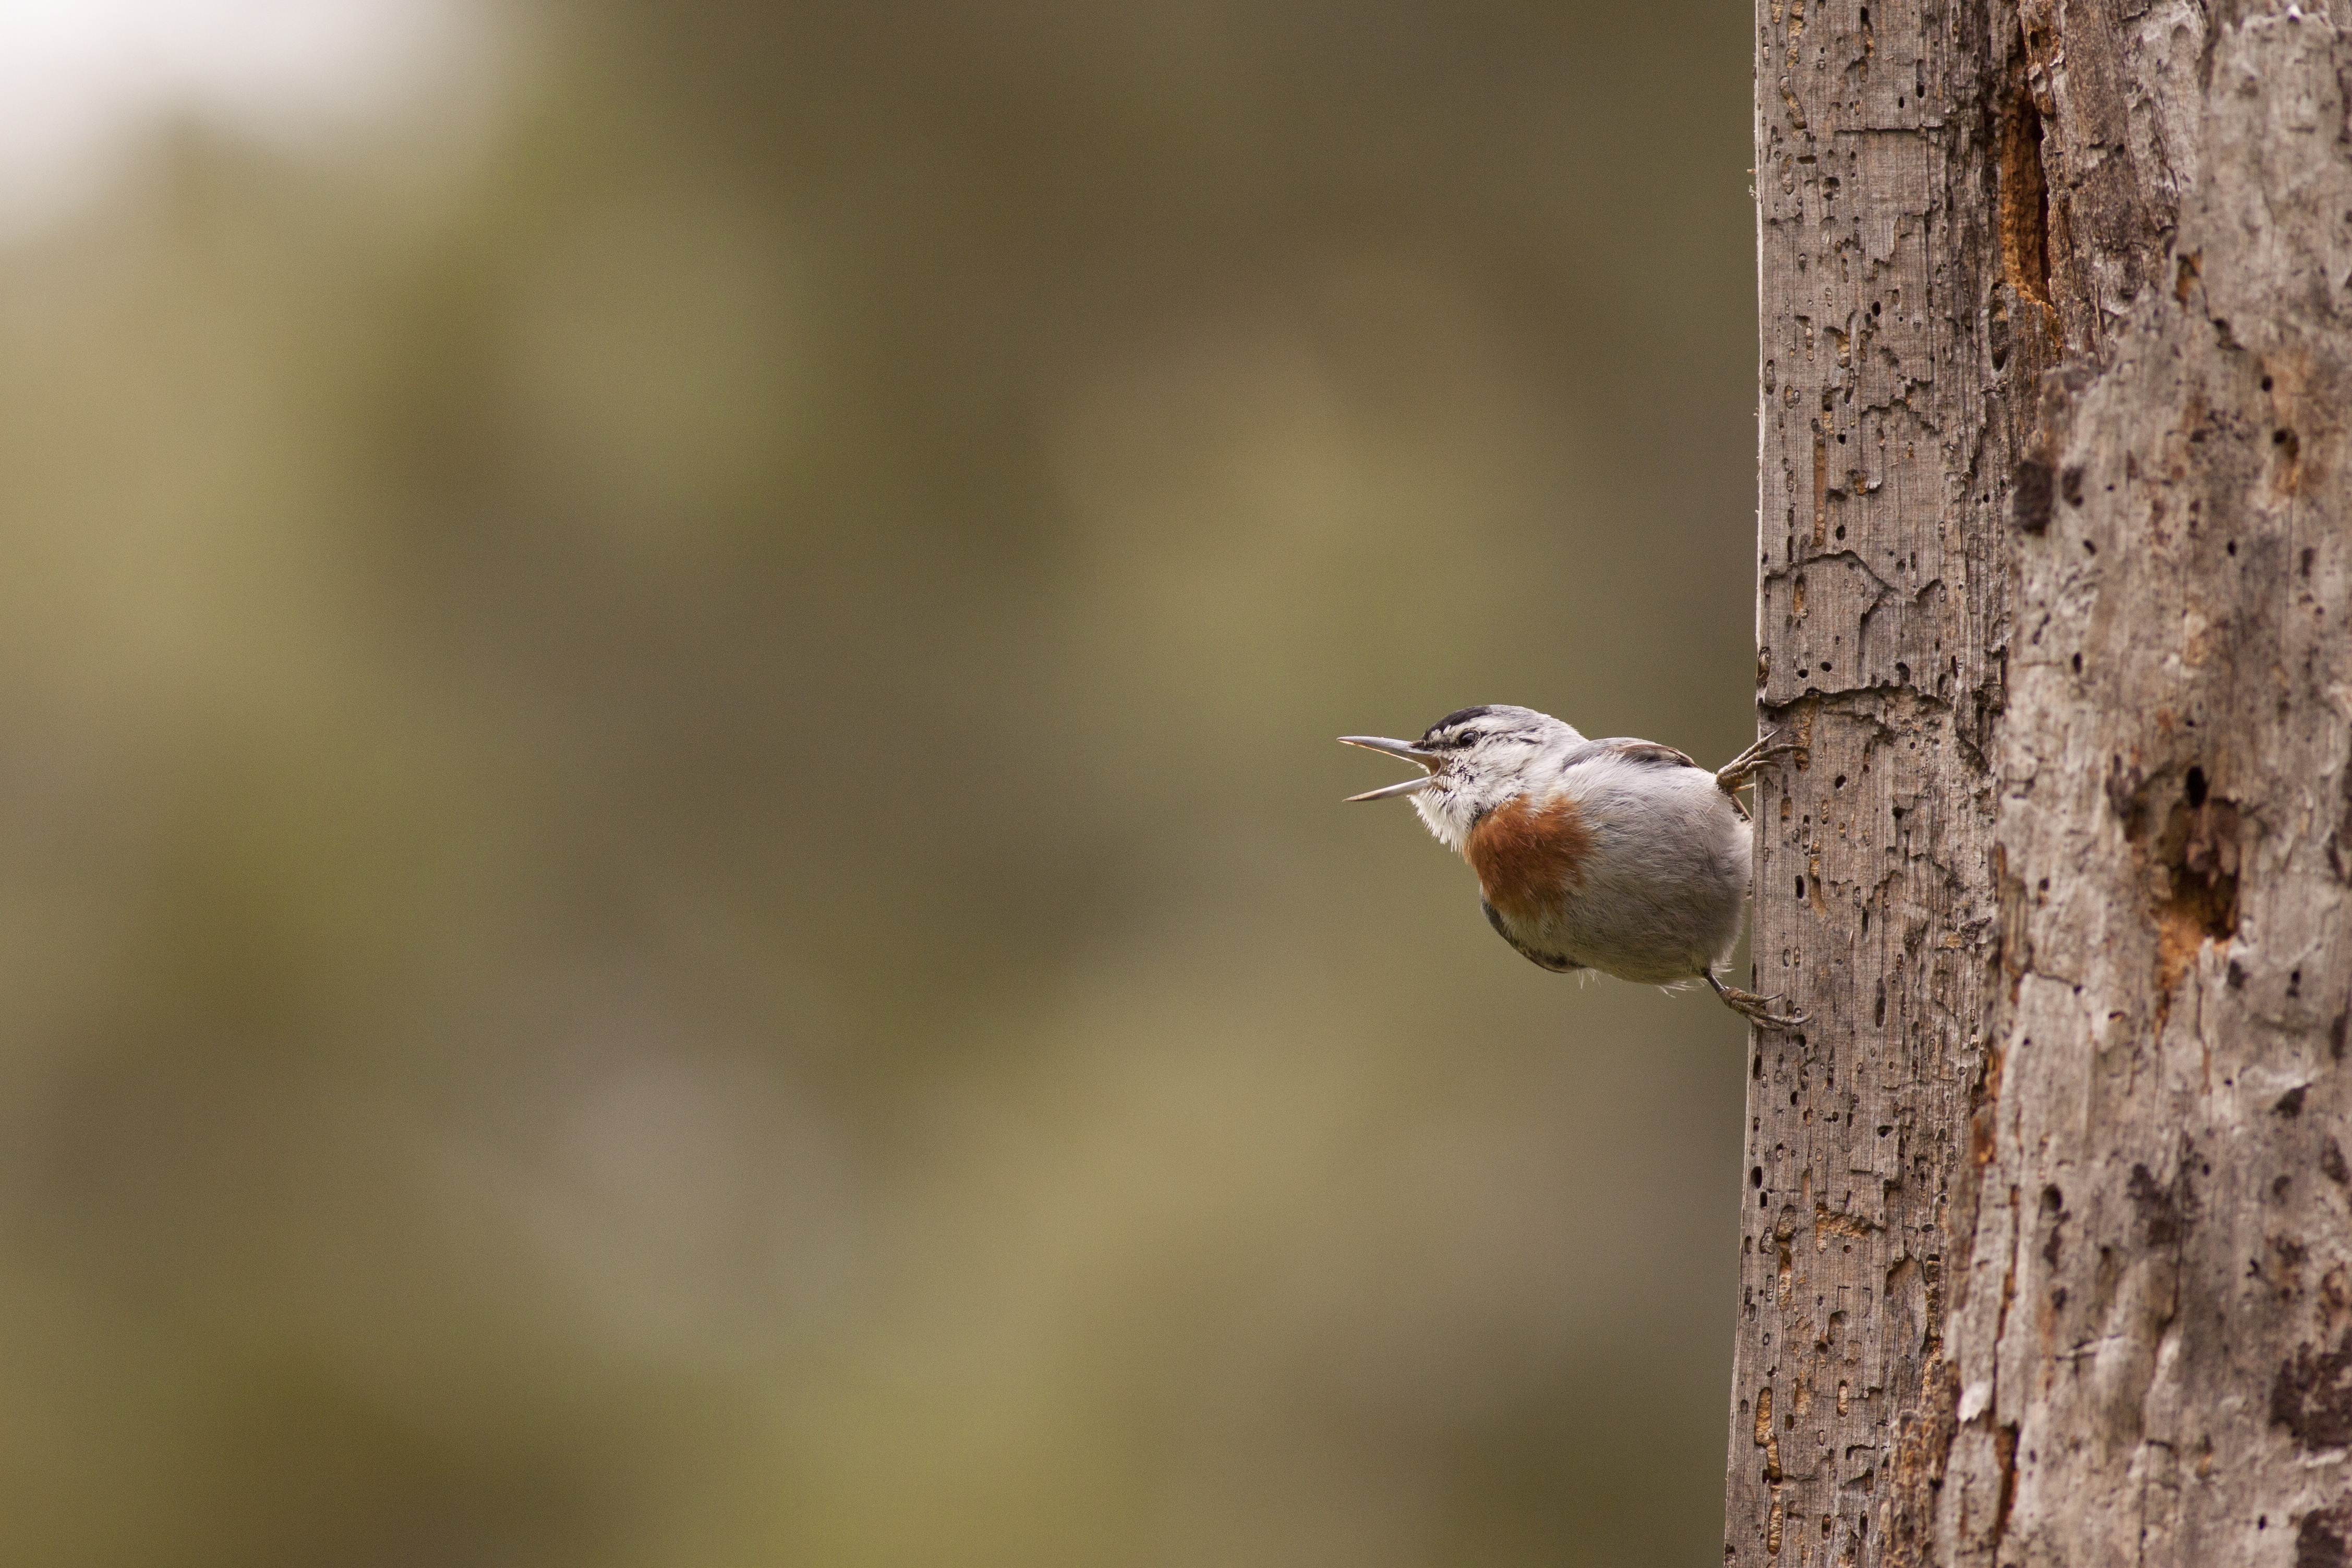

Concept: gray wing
[[1482, 900, 1584, 974], [1579, 737, 1700, 771], [1562, 736, 1743, 814], [1500, 738, 1735, 970]]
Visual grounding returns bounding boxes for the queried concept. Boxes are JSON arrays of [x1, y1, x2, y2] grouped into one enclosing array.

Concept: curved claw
[[1706, 972, 1808, 1031], [1717, 727, 1802, 795]]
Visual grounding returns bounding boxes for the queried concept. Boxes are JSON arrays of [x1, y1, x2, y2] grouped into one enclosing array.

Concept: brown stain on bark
[[1815, 1205, 1882, 1246], [1464, 794, 1591, 923], [2154, 788, 2240, 1004], [1881, 1369, 1959, 1567], [1755, 1383, 1786, 1489], [1992, 1421, 2022, 1552], [2294, 1502, 2352, 1568], [2272, 1331, 2352, 1451], [2013, 456, 2056, 534], [2264, 351, 2327, 499], [1999, 39, 2059, 326], [2114, 763, 2242, 1022]]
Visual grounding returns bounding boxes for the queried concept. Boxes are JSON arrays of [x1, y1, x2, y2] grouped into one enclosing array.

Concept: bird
[[1339, 705, 1802, 1028]]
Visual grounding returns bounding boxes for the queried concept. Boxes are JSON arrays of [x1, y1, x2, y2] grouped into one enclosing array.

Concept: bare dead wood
[[1940, 9, 2352, 1564], [1734, 5, 2027, 1557], [1735, 0, 2352, 1563]]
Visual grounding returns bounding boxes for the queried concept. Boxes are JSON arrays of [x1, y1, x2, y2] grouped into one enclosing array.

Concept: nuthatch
[[1340, 705, 1801, 1028]]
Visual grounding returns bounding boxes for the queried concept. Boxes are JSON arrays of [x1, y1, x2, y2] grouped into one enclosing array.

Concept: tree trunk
[[1940, 8, 2352, 1565], [1733, 1, 2023, 1560], [1734, 1, 2352, 1564]]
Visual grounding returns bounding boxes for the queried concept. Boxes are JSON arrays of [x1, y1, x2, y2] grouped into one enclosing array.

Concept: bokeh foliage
[[0, 2, 1757, 1563]]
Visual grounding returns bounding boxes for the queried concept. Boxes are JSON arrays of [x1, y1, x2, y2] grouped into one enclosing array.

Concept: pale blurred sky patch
[[0, 0, 490, 237]]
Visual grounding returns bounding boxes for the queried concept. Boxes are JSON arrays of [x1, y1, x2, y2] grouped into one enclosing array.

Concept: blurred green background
[[0, 2, 1758, 1564]]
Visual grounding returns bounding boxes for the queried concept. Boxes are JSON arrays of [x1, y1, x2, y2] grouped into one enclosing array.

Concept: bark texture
[[1943, 8, 2352, 1566], [1735, 2, 2026, 1557], [1735, 0, 2352, 1563]]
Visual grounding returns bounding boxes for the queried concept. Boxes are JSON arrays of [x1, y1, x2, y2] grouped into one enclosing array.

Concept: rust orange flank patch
[[1466, 793, 1591, 921]]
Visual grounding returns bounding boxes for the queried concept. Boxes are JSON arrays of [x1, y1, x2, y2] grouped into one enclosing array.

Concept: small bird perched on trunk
[[1340, 705, 1801, 1028]]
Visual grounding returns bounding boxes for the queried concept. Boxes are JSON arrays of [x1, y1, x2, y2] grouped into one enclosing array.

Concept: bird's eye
[[1455, 731, 1478, 747]]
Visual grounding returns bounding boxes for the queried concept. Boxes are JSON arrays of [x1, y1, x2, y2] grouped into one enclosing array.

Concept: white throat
[[1409, 782, 1479, 853]]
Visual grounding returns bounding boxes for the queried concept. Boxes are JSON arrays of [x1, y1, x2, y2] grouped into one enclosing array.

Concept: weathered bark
[[1943, 8, 2352, 1565], [1733, 2, 2023, 1562], [1733, 0, 2352, 1563]]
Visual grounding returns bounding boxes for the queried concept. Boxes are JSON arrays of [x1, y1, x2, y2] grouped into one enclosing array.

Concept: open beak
[[1338, 735, 1442, 802]]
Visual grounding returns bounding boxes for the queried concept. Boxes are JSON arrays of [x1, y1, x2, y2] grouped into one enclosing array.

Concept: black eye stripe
[[1431, 705, 1499, 732], [1418, 716, 1537, 749]]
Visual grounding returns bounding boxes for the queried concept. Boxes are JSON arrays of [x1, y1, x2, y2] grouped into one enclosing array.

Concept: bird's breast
[[1464, 791, 1592, 923]]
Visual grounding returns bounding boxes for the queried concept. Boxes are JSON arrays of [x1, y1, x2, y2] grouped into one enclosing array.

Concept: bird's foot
[[1707, 971, 1807, 1030], [1717, 727, 1801, 795]]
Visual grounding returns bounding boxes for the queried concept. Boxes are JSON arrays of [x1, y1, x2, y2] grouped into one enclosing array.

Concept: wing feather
[[1588, 738, 1700, 771], [1481, 899, 1584, 974]]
